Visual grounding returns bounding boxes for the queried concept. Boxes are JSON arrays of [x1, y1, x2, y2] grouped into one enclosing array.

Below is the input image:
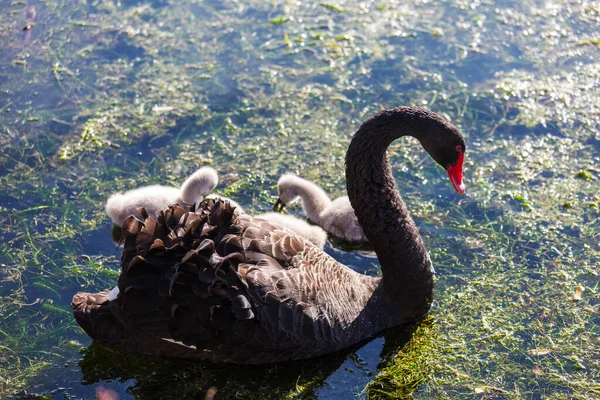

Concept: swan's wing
[[76, 200, 364, 362], [116, 203, 271, 351], [241, 246, 350, 351], [208, 212, 347, 350], [235, 211, 376, 351], [205, 194, 245, 213]]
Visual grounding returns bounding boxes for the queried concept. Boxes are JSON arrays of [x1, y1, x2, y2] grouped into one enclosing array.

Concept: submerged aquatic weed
[[367, 318, 437, 399], [576, 170, 593, 180], [0, 0, 599, 398]]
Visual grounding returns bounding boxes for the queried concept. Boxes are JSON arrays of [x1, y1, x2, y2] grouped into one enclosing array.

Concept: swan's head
[[274, 174, 302, 210], [418, 111, 466, 195], [179, 166, 219, 206]]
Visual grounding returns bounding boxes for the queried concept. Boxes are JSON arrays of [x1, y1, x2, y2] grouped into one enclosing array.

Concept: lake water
[[1, 0, 598, 399]]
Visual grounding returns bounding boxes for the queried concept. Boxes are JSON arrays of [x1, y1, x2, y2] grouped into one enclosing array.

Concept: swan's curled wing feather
[[114, 200, 348, 356], [75, 199, 378, 363]]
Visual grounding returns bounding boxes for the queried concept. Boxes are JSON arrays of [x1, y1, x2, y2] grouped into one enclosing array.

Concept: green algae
[[367, 318, 437, 399], [1, 0, 599, 398]]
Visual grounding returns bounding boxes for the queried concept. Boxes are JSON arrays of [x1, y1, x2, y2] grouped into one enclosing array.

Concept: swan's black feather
[[77, 199, 358, 362]]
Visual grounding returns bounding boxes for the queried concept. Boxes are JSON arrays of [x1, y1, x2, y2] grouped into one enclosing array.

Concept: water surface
[[1, 0, 598, 398]]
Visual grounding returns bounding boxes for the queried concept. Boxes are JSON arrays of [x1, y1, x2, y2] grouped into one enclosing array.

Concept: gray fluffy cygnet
[[105, 166, 244, 225]]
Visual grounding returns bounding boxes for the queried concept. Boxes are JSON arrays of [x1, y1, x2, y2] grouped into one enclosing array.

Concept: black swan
[[274, 173, 367, 243], [72, 106, 466, 364]]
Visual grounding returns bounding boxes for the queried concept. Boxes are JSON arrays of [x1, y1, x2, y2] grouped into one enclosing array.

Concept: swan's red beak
[[446, 152, 465, 195]]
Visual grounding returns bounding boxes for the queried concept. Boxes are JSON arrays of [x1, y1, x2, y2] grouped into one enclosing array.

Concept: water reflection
[[76, 322, 422, 399]]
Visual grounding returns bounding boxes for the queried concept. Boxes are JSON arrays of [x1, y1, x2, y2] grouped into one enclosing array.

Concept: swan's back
[[73, 200, 380, 363], [254, 212, 327, 249], [205, 193, 245, 213]]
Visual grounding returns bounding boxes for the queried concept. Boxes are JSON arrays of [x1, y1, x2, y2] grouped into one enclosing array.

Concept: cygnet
[[274, 174, 366, 243], [106, 166, 219, 225]]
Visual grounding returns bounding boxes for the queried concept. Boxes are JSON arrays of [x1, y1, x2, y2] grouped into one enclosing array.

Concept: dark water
[[1, 0, 598, 399]]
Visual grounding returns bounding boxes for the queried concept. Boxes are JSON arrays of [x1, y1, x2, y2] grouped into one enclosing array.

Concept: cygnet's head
[[179, 166, 219, 206], [276, 174, 303, 206]]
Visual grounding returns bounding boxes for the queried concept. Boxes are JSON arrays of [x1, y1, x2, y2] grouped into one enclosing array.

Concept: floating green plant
[[0, 0, 598, 398]]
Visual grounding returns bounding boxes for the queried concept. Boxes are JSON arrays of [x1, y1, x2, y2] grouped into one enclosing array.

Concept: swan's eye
[[455, 145, 463, 153]]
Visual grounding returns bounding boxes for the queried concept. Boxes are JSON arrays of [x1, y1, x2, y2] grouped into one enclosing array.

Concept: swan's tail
[[72, 290, 212, 357], [72, 290, 127, 347]]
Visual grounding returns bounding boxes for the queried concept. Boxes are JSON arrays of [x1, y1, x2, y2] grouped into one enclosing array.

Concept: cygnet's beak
[[273, 198, 286, 212]]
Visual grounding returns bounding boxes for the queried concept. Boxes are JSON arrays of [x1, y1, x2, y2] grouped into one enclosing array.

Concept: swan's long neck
[[294, 180, 332, 224], [345, 107, 435, 319]]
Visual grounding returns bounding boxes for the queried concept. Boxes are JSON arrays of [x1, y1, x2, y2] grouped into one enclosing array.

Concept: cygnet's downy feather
[[105, 166, 219, 225]]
